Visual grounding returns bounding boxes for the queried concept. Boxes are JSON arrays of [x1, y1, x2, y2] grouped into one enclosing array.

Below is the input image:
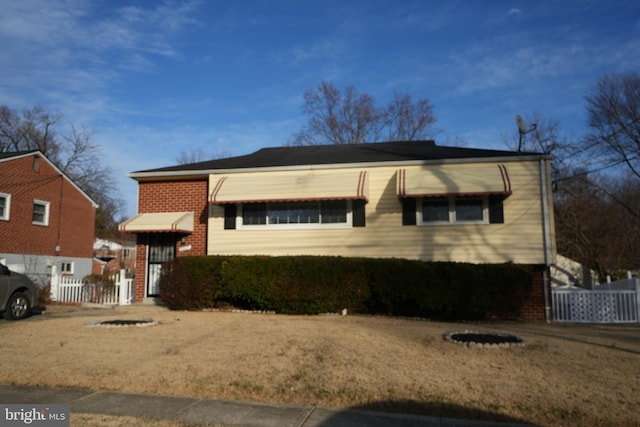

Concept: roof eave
[[128, 153, 551, 181]]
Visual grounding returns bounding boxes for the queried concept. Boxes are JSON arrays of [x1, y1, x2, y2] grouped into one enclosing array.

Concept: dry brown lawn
[[2, 304, 639, 427]]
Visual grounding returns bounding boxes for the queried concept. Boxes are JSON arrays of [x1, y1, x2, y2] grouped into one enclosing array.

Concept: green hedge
[[159, 255, 532, 320]]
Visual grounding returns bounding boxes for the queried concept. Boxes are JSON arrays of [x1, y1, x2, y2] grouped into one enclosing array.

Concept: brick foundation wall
[[519, 265, 551, 321]]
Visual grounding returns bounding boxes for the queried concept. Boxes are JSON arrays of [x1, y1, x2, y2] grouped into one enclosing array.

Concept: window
[[418, 196, 488, 225], [0, 193, 10, 221], [239, 200, 351, 229], [123, 249, 131, 259], [454, 197, 484, 222], [421, 198, 449, 222], [32, 200, 50, 226], [60, 262, 74, 275]]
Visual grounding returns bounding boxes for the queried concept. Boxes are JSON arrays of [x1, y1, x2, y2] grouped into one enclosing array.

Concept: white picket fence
[[50, 268, 133, 306], [552, 278, 640, 324]]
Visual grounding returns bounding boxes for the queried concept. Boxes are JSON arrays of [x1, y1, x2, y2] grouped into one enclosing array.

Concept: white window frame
[[237, 200, 353, 230], [0, 193, 10, 221], [418, 195, 488, 225], [32, 199, 50, 226], [60, 261, 74, 275]]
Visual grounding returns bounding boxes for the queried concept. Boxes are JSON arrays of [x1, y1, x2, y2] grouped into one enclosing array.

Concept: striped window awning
[[209, 170, 368, 204], [118, 212, 194, 233], [397, 164, 512, 198]]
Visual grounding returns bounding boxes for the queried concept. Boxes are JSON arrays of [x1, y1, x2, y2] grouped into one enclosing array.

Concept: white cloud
[[0, 0, 200, 109]]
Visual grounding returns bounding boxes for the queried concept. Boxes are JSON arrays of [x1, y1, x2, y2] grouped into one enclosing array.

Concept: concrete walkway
[[0, 385, 536, 427]]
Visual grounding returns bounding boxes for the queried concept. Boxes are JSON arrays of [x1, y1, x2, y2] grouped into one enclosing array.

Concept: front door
[[147, 233, 176, 297]]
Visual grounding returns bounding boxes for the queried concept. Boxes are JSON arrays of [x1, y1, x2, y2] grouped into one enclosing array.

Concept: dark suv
[[0, 264, 38, 320]]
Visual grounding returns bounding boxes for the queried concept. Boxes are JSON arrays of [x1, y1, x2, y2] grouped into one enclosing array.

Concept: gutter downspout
[[540, 158, 552, 323]]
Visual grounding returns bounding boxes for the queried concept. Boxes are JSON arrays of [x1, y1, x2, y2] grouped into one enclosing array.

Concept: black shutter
[[402, 198, 417, 225], [224, 204, 237, 229], [489, 195, 504, 224], [353, 199, 366, 227]]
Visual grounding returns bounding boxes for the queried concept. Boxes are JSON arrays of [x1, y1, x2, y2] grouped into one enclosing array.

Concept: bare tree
[[290, 82, 437, 145], [503, 109, 640, 277], [177, 147, 208, 164], [0, 105, 125, 234], [584, 72, 640, 178], [555, 173, 640, 279], [176, 147, 232, 165], [384, 92, 437, 141], [504, 111, 574, 184], [0, 105, 61, 155]]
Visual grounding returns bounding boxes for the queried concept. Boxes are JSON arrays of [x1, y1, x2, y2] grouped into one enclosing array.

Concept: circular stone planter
[[86, 318, 158, 328], [444, 330, 525, 348]]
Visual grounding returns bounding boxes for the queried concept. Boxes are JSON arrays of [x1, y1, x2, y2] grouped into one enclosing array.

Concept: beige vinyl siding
[[207, 159, 554, 265]]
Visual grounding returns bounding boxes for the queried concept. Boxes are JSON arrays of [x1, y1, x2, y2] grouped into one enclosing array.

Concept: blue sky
[[1, 0, 639, 217]]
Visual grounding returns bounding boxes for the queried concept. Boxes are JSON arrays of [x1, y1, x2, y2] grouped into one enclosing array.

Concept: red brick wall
[[0, 154, 95, 258], [519, 265, 551, 321], [134, 234, 148, 303], [132, 178, 208, 302]]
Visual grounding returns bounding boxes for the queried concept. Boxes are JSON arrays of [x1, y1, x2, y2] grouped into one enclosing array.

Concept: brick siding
[[132, 178, 208, 302], [519, 265, 552, 321], [0, 154, 95, 258]]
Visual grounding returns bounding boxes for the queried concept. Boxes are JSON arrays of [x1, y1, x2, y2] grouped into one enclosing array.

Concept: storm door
[[147, 233, 176, 297]]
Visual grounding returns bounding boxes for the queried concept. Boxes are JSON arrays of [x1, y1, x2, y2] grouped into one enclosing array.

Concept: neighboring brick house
[[120, 141, 556, 320], [93, 236, 137, 276], [0, 151, 98, 285]]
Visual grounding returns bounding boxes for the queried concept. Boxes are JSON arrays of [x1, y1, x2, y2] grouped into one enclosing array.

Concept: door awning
[[209, 170, 368, 204], [397, 164, 512, 198], [118, 212, 194, 233]]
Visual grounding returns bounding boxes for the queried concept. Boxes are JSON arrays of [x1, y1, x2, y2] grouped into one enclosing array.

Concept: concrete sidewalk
[[0, 385, 535, 427]]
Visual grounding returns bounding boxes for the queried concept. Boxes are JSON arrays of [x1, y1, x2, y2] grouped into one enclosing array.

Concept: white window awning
[[209, 170, 368, 204], [118, 212, 194, 233], [397, 164, 512, 198]]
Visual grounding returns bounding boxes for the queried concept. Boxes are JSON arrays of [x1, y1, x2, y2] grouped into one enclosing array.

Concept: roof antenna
[[516, 114, 537, 152]]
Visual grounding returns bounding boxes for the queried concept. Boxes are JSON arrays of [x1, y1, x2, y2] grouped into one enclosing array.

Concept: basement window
[[61, 262, 74, 275]]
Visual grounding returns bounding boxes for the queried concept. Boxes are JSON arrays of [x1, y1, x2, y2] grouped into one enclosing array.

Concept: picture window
[[239, 200, 350, 229]]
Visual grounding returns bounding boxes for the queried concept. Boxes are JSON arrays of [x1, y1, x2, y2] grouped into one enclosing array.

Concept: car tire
[[5, 292, 31, 321]]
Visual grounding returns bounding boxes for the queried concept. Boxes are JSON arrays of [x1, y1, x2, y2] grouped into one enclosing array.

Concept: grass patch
[[3, 305, 639, 427]]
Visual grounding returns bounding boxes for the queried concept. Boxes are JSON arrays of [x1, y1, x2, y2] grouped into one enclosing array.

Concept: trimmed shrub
[[159, 255, 533, 320], [159, 256, 225, 310]]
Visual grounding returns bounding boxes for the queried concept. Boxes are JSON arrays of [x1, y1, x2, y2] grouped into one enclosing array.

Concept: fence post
[[118, 269, 128, 306], [49, 265, 59, 302], [635, 278, 640, 324]]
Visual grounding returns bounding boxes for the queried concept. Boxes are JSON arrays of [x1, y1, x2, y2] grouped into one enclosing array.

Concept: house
[[120, 141, 556, 319], [93, 236, 136, 277], [0, 151, 98, 286]]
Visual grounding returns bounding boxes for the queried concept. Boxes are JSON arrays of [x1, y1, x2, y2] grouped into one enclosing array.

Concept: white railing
[[552, 279, 640, 323], [50, 268, 133, 306]]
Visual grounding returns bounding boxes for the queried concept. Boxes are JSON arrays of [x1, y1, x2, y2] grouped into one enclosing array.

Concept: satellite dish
[[516, 114, 527, 134], [515, 114, 537, 152]]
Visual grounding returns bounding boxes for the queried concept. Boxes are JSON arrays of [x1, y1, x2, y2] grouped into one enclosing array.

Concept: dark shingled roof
[[133, 141, 537, 174], [0, 150, 39, 160]]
